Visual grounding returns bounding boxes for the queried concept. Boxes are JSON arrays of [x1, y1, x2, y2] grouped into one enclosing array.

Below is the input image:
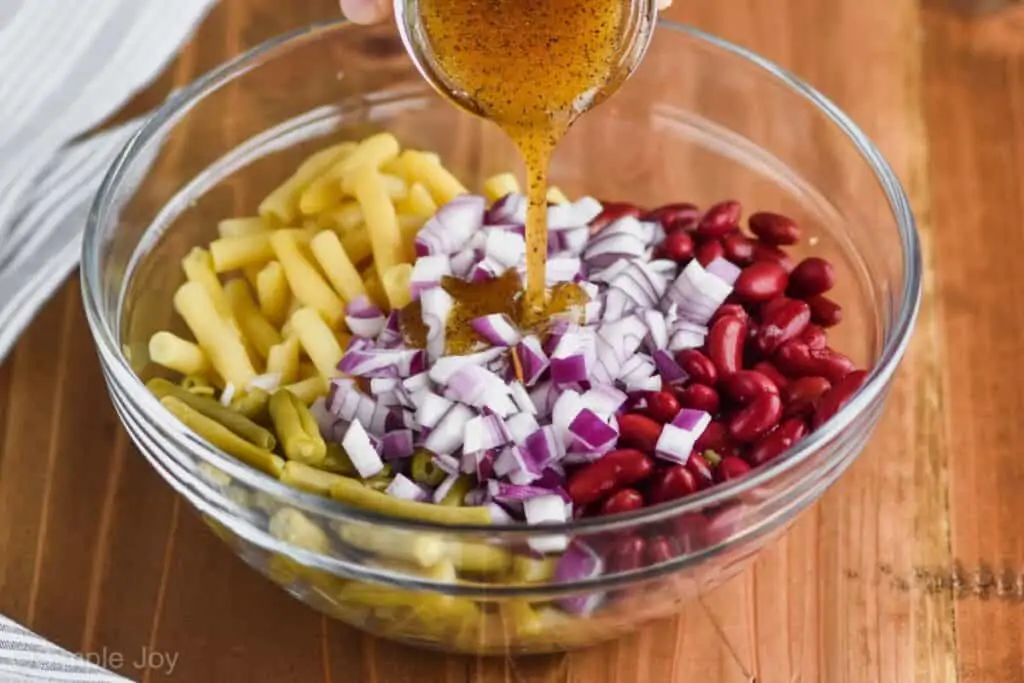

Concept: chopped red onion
[[402, 372, 429, 394], [506, 412, 540, 445], [487, 502, 515, 524], [655, 409, 711, 464], [337, 348, 425, 378], [513, 335, 549, 387], [464, 486, 490, 506], [508, 381, 536, 416], [368, 402, 390, 435], [550, 328, 595, 386], [523, 425, 563, 468], [554, 542, 605, 613], [551, 389, 584, 448], [423, 403, 475, 456], [419, 287, 453, 361], [376, 311, 403, 347], [524, 495, 570, 553], [370, 377, 399, 395], [385, 473, 428, 502], [445, 364, 516, 417], [415, 195, 485, 256], [640, 220, 665, 246], [381, 429, 415, 460], [484, 230, 526, 269], [528, 380, 557, 418], [341, 420, 384, 478], [568, 408, 618, 453], [449, 248, 477, 278], [588, 259, 628, 285], [432, 473, 461, 504], [429, 347, 505, 385], [545, 257, 583, 285], [470, 257, 505, 282], [653, 349, 689, 386], [705, 256, 742, 286], [308, 397, 335, 437], [583, 217, 647, 268], [551, 227, 589, 256], [415, 392, 453, 432], [345, 295, 386, 338], [579, 383, 628, 418], [219, 383, 237, 407], [432, 453, 461, 476], [470, 313, 521, 347], [463, 414, 511, 453], [409, 255, 452, 300], [547, 196, 603, 229], [663, 260, 733, 326], [490, 481, 569, 504], [485, 193, 527, 225], [642, 309, 668, 351], [648, 259, 678, 278], [667, 318, 708, 352]]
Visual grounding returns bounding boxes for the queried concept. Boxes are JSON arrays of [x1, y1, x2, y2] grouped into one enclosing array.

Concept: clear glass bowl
[[81, 19, 921, 655]]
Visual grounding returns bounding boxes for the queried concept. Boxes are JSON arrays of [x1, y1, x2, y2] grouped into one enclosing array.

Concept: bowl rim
[[81, 17, 922, 536]]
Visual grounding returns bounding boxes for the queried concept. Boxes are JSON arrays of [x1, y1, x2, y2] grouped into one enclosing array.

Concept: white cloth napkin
[[0, 1, 217, 680]]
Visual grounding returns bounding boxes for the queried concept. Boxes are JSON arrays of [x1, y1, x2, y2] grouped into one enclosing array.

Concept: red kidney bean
[[754, 298, 811, 356], [617, 414, 663, 453], [707, 315, 747, 376], [566, 449, 654, 505], [752, 243, 794, 271], [601, 488, 646, 515], [710, 303, 749, 325], [695, 200, 742, 239], [694, 421, 729, 453], [675, 349, 718, 386], [781, 376, 832, 418], [760, 296, 788, 321], [646, 536, 677, 564], [752, 361, 789, 392], [695, 239, 725, 266], [747, 418, 808, 466], [591, 202, 641, 234], [773, 340, 815, 377], [748, 212, 801, 245], [728, 393, 783, 443], [686, 453, 716, 489], [608, 536, 647, 573], [807, 294, 843, 328], [799, 323, 827, 350], [674, 383, 721, 414], [648, 465, 700, 504], [659, 229, 695, 262], [788, 257, 835, 298], [642, 202, 700, 230], [722, 233, 755, 265], [808, 347, 857, 383], [812, 370, 868, 428], [716, 456, 752, 482], [646, 390, 681, 424], [721, 370, 780, 405], [734, 262, 789, 303]]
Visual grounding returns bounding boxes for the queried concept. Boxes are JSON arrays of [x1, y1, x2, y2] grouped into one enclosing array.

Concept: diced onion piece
[[381, 429, 415, 459], [386, 473, 428, 501], [642, 309, 669, 351], [513, 335, 549, 386], [420, 287, 454, 361], [432, 473, 461, 503], [505, 412, 540, 445], [485, 193, 527, 225], [545, 257, 583, 285], [342, 420, 384, 478], [524, 425, 564, 469], [220, 383, 237, 407], [550, 390, 583, 449], [415, 392, 453, 432], [429, 347, 505, 385], [444, 364, 516, 417], [415, 195, 485, 256], [653, 349, 688, 386], [487, 503, 515, 524], [547, 196, 603, 230], [667, 318, 708, 352], [432, 453, 461, 475], [568, 408, 618, 454], [338, 348, 425, 378], [550, 328, 594, 386], [463, 414, 511, 453], [655, 409, 711, 464], [508, 382, 536, 415], [663, 260, 733, 326], [705, 257, 742, 286], [524, 495, 570, 554], [377, 311, 403, 347], [485, 230, 526, 269], [470, 313, 521, 347], [424, 403, 475, 455], [409, 255, 452, 300], [579, 384, 628, 418], [344, 295, 386, 338], [554, 542, 605, 614]]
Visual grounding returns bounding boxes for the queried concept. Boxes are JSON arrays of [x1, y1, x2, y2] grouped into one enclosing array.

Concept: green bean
[[159, 396, 284, 477], [280, 461, 346, 497], [181, 374, 216, 396], [268, 508, 330, 553], [319, 442, 359, 477], [442, 541, 512, 575], [149, 378, 276, 450], [335, 523, 445, 567], [230, 387, 270, 423], [438, 474, 474, 506], [329, 476, 493, 525], [269, 389, 326, 465], [409, 449, 446, 487], [363, 464, 394, 492]]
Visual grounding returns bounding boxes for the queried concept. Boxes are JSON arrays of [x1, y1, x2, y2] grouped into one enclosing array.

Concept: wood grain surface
[[2, 0, 1024, 681]]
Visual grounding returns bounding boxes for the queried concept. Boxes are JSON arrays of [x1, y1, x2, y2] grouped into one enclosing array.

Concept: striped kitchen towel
[[0, 1, 217, 681]]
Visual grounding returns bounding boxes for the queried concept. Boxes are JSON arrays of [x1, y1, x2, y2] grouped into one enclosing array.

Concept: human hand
[[339, 0, 672, 26]]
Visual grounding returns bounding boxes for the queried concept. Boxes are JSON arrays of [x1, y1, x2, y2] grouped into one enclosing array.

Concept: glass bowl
[[81, 19, 921, 655]]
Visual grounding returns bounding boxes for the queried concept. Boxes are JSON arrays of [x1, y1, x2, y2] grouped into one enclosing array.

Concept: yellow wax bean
[[289, 307, 343, 379], [210, 233, 274, 272], [268, 508, 330, 553], [217, 216, 269, 238], [259, 142, 355, 224], [309, 230, 367, 303], [255, 260, 290, 327], [399, 150, 467, 205], [354, 167, 405, 274], [265, 336, 300, 385], [173, 281, 256, 387], [148, 331, 210, 376], [482, 172, 520, 203], [284, 376, 328, 405], [269, 231, 345, 328], [224, 279, 281, 360]]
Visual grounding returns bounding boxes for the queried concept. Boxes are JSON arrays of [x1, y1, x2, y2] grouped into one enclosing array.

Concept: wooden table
[[2, 1, 1023, 681]]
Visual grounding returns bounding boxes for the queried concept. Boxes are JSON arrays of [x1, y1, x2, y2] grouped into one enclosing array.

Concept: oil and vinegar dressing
[[409, 0, 636, 349]]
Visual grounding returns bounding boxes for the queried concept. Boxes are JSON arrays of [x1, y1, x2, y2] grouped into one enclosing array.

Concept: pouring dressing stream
[[395, 0, 657, 313]]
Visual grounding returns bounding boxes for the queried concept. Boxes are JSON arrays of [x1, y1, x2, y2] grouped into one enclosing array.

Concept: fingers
[[657, 0, 673, 9], [340, 0, 392, 24]]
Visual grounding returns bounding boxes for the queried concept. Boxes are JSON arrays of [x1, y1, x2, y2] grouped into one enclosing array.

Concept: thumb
[[340, 0, 392, 24]]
